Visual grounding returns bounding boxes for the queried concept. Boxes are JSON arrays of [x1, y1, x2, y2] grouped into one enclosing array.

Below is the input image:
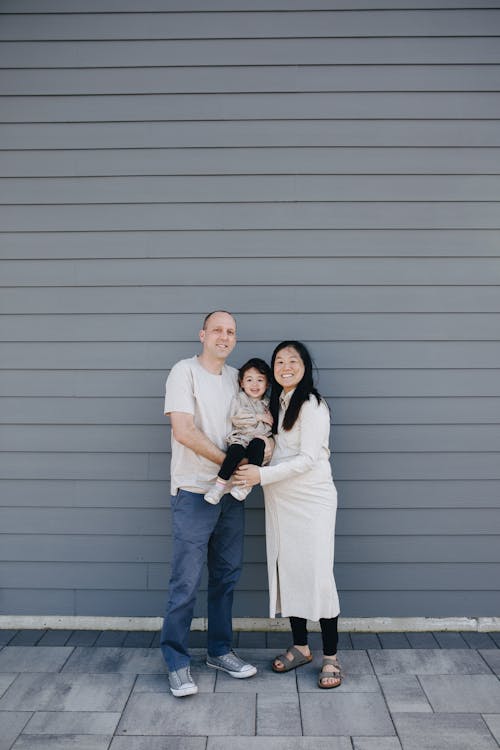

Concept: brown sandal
[[272, 645, 313, 673], [318, 655, 342, 689]]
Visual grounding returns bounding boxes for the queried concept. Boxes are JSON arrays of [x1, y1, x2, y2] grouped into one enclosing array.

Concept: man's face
[[199, 312, 237, 361]]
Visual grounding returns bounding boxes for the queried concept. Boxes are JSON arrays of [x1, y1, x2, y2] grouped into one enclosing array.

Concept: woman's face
[[273, 346, 305, 393]]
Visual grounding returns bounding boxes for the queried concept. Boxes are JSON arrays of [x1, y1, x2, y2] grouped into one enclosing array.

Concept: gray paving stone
[[351, 634, 381, 650], [419, 674, 500, 713], [0, 711, 32, 750], [460, 632, 497, 649], [0, 630, 18, 646], [405, 632, 439, 649], [297, 665, 378, 693], [369, 648, 490, 675], [23, 711, 121, 735], [66, 631, 101, 647], [300, 692, 395, 736], [123, 632, 155, 648], [378, 675, 432, 713], [0, 673, 17, 698], [188, 631, 208, 648], [479, 649, 500, 674], [134, 666, 216, 694], [9, 631, 46, 647], [482, 714, 500, 744], [0, 673, 134, 712], [62, 647, 167, 674], [305, 632, 323, 650], [266, 632, 291, 649], [432, 632, 468, 649], [378, 633, 410, 649], [11, 736, 112, 750], [110, 740, 206, 750], [36, 631, 73, 647], [353, 739, 402, 750], [337, 632, 353, 650], [206, 740, 351, 750], [238, 631, 267, 648], [393, 712, 499, 750], [150, 633, 160, 649], [337, 650, 375, 675], [95, 631, 128, 647], [0, 647, 73, 673], [117, 692, 255, 736], [257, 692, 302, 735], [214, 659, 296, 693]]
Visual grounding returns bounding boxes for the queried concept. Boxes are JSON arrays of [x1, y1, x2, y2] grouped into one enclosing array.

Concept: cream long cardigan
[[259, 392, 340, 622]]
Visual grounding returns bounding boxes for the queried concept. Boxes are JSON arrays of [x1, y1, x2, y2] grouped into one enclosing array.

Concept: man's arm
[[169, 411, 226, 466]]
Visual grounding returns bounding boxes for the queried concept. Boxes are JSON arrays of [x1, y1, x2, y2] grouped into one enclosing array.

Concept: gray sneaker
[[168, 665, 198, 697], [206, 650, 257, 679]]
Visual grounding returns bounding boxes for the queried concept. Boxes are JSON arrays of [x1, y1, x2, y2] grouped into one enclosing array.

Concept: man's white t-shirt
[[164, 355, 239, 496]]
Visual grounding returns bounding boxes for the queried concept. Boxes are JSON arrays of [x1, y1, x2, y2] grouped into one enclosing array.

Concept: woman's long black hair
[[269, 341, 322, 433]]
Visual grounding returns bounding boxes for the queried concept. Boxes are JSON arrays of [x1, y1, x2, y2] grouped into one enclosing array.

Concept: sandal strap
[[320, 656, 342, 675], [274, 645, 307, 664], [288, 646, 308, 660]]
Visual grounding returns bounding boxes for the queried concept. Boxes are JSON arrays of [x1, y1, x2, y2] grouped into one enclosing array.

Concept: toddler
[[205, 358, 273, 504]]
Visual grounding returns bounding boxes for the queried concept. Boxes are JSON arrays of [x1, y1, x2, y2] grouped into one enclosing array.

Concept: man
[[160, 310, 257, 697]]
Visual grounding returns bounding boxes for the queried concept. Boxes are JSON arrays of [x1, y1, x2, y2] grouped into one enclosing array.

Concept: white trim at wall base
[[0, 616, 499, 632]]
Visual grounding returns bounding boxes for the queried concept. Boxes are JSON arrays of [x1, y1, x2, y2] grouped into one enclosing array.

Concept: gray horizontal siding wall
[[0, 0, 499, 619]]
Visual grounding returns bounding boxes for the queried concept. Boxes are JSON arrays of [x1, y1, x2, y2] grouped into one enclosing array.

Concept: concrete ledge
[[1, 615, 499, 632]]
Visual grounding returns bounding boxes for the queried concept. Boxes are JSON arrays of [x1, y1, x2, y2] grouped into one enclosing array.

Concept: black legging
[[289, 615, 338, 656], [218, 438, 265, 481]]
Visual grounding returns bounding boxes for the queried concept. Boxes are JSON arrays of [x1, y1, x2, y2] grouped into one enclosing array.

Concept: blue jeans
[[160, 489, 245, 671]]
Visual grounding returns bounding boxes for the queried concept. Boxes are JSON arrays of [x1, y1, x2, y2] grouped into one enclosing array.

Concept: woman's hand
[[234, 464, 261, 487]]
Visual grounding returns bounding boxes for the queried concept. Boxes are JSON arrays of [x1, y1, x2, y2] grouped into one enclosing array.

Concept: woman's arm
[[234, 398, 328, 487]]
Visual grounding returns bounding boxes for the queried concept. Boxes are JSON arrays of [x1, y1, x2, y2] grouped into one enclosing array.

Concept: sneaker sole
[[206, 661, 257, 679], [170, 684, 199, 697]]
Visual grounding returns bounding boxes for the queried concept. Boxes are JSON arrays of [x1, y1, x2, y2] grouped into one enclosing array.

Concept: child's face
[[240, 367, 268, 400]]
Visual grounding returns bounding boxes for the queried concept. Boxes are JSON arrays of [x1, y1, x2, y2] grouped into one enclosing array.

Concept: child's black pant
[[218, 438, 265, 481]]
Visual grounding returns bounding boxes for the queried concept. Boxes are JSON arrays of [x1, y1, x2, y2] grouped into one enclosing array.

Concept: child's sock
[[204, 477, 227, 505]]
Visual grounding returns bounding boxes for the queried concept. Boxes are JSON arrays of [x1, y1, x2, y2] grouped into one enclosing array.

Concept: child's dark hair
[[238, 357, 272, 387]]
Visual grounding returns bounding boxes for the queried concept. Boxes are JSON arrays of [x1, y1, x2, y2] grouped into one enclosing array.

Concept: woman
[[234, 341, 341, 689]]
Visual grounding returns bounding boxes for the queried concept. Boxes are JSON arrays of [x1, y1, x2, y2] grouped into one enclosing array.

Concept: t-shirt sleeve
[[164, 361, 195, 416], [259, 397, 328, 486]]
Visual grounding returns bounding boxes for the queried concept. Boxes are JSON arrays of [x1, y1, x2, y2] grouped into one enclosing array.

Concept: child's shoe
[[230, 484, 251, 502], [204, 482, 226, 505]]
